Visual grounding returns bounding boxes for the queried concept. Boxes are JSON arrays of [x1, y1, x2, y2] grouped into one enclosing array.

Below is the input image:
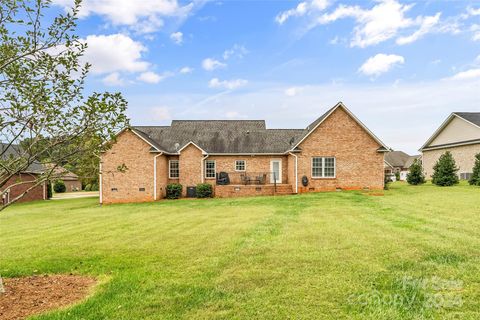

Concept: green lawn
[[1, 183, 480, 319]]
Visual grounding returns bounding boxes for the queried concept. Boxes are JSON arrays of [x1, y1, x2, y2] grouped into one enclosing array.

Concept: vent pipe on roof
[[174, 143, 180, 150]]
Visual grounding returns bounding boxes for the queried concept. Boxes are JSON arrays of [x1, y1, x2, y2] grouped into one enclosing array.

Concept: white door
[[270, 159, 282, 183]]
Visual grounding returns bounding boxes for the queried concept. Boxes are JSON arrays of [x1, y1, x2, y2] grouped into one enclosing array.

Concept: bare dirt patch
[[0, 274, 96, 320]]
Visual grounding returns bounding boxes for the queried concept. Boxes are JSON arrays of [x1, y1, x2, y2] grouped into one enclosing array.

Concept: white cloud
[[285, 87, 303, 96], [53, 0, 194, 33], [359, 54, 405, 76], [223, 44, 249, 60], [471, 24, 480, 41], [208, 78, 248, 90], [448, 69, 480, 80], [317, 0, 442, 47], [275, 0, 329, 24], [137, 71, 171, 84], [170, 31, 183, 45], [396, 13, 441, 45], [82, 34, 149, 74], [151, 106, 171, 121], [202, 58, 226, 71], [102, 72, 125, 86], [179, 66, 193, 74]]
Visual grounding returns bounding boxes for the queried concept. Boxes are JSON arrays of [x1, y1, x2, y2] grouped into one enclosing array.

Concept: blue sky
[[51, 0, 480, 153]]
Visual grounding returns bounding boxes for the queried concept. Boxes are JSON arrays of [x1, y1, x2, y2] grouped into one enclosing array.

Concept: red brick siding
[[296, 107, 384, 192], [1, 173, 46, 203], [101, 130, 160, 204], [178, 144, 203, 196]]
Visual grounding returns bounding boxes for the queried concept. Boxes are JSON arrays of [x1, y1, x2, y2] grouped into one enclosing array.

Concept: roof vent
[[174, 143, 180, 150], [246, 130, 250, 134], [306, 126, 310, 131], [289, 137, 295, 145]]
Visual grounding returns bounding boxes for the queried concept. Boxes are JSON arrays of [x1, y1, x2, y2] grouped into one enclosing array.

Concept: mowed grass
[[1, 183, 480, 319]]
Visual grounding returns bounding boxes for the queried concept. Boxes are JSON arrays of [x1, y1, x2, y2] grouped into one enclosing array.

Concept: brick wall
[[296, 107, 384, 192], [1, 173, 46, 204], [64, 180, 82, 192], [101, 130, 164, 204], [422, 144, 480, 178], [178, 144, 204, 196], [205, 155, 289, 185]]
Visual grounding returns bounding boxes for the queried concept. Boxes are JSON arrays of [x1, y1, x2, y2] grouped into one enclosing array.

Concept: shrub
[[91, 183, 99, 191], [432, 151, 459, 186], [384, 174, 392, 190], [47, 181, 53, 199], [166, 183, 182, 199], [394, 171, 400, 181], [468, 153, 480, 186], [84, 184, 91, 191], [53, 180, 66, 193], [196, 183, 213, 198], [406, 159, 426, 185]]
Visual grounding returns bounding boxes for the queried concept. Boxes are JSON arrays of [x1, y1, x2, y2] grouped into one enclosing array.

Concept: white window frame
[[235, 160, 246, 172], [205, 160, 216, 179], [169, 160, 179, 179], [312, 157, 336, 178]]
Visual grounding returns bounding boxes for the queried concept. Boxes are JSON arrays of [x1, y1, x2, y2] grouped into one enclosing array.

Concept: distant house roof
[[0, 143, 45, 174], [420, 112, 480, 151], [130, 102, 389, 155], [385, 151, 420, 169]]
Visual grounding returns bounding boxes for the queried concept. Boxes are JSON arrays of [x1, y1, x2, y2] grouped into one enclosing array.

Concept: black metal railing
[[216, 171, 279, 186]]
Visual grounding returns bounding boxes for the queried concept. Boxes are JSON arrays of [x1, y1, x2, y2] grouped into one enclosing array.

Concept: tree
[[406, 159, 426, 185], [0, 0, 129, 210], [431, 151, 459, 186], [53, 180, 66, 193], [468, 153, 480, 186]]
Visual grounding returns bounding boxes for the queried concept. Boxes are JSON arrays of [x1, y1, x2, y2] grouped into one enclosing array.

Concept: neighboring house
[[384, 151, 421, 181], [0, 144, 47, 204], [420, 112, 480, 180], [51, 166, 82, 191], [100, 102, 389, 204]]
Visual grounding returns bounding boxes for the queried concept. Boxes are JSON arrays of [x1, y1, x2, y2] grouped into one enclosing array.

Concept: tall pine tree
[[406, 159, 426, 185], [468, 153, 480, 186], [431, 151, 459, 186]]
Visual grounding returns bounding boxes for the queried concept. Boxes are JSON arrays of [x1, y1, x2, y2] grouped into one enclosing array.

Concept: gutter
[[153, 152, 163, 200], [201, 154, 209, 183], [288, 152, 298, 194]]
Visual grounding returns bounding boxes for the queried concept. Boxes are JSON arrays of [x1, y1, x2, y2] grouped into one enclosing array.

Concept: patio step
[[274, 184, 294, 195]]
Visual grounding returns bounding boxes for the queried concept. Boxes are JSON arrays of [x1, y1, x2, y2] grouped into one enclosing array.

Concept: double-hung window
[[312, 157, 335, 178], [235, 160, 246, 171], [205, 160, 216, 178], [169, 160, 179, 179]]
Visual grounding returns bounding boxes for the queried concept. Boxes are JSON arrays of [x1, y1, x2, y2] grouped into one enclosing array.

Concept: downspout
[[153, 152, 163, 201], [201, 154, 209, 183], [95, 153, 102, 205], [288, 152, 298, 194]]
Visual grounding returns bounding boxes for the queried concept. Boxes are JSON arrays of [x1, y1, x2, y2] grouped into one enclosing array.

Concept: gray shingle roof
[[0, 143, 45, 173], [133, 122, 305, 154], [385, 151, 420, 168], [131, 103, 388, 155], [455, 112, 480, 127]]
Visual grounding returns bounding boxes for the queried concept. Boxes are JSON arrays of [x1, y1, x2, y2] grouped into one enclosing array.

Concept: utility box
[[186, 186, 196, 198]]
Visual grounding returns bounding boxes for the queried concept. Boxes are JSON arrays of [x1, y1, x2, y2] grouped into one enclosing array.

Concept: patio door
[[270, 159, 282, 184]]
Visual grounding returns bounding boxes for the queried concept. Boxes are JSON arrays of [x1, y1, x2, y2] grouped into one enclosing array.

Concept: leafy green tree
[[406, 159, 426, 185], [468, 153, 480, 186], [0, 0, 129, 210], [431, 151, 459, 186]]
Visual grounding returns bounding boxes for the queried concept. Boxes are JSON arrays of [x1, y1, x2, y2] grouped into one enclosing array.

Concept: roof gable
[[420, 113, 480, 151], [290, 102, 389, 151]]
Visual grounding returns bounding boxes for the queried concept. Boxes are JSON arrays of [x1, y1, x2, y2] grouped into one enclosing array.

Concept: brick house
[[420, 112, 480, 180], [1, 144, 47, 204], [384, 151, 421, 181], [100, 102, 389, 204]]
